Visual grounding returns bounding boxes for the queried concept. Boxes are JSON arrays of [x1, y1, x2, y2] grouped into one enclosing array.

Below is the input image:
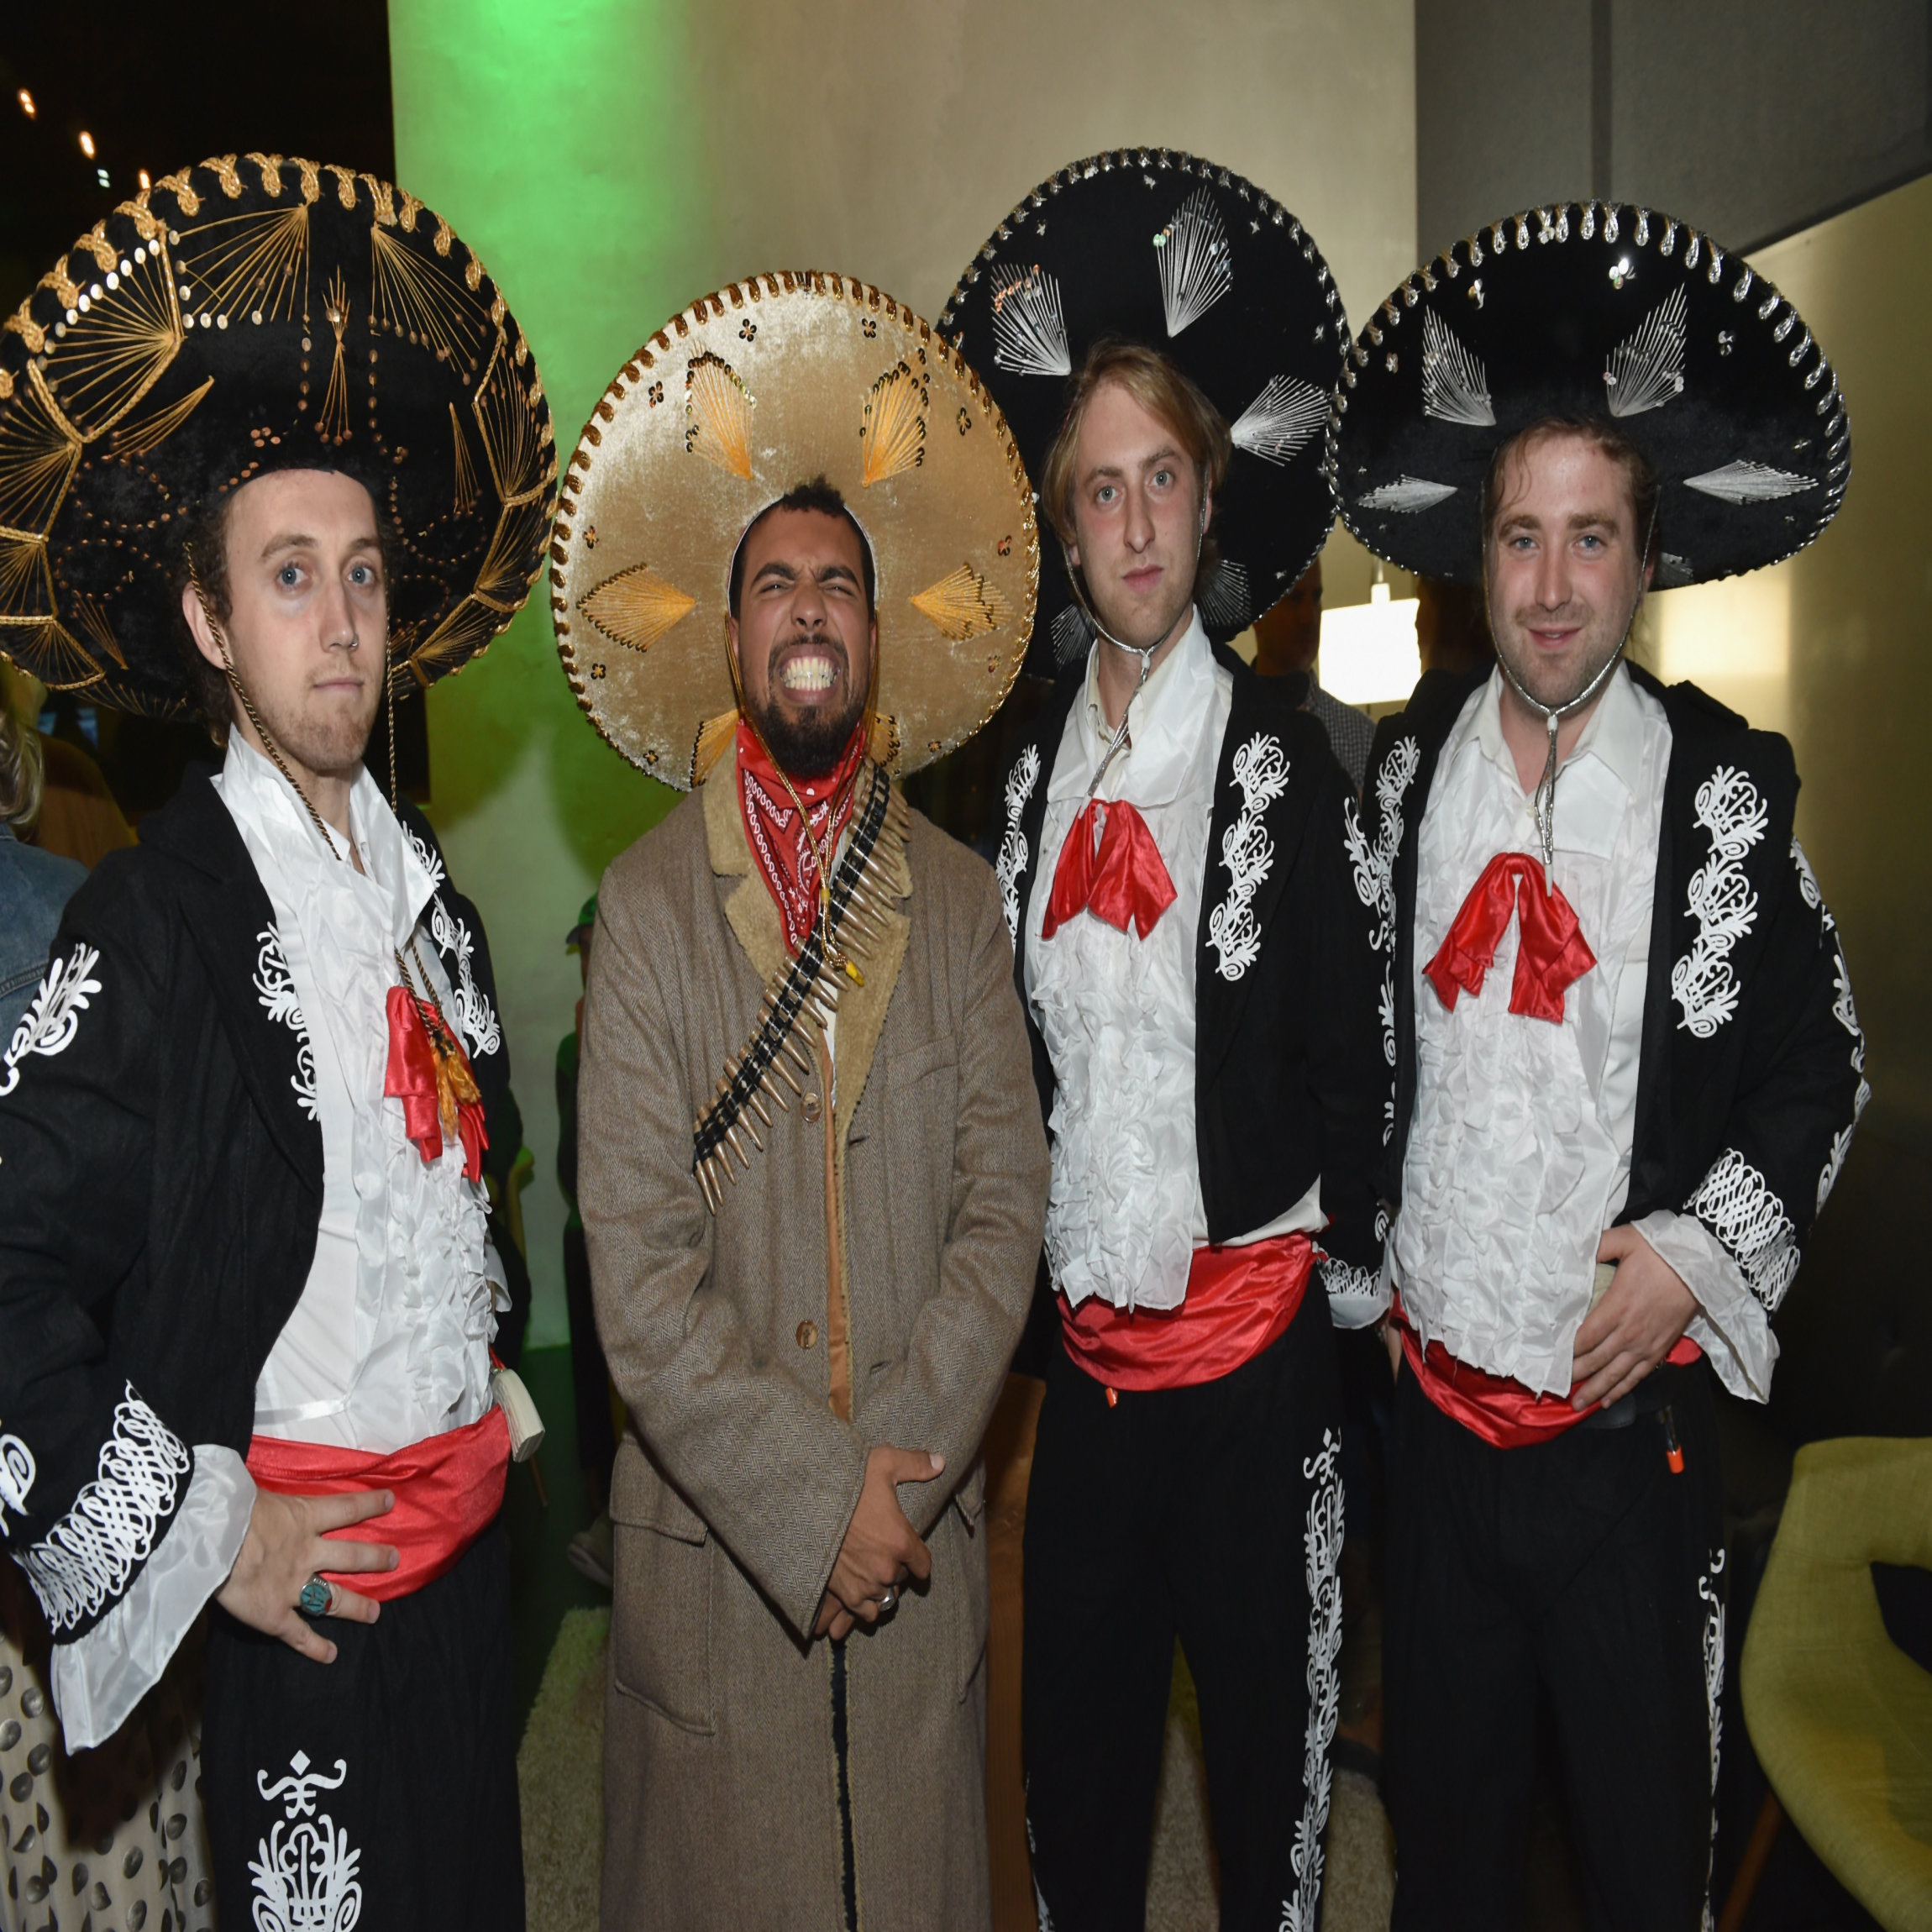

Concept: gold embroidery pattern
[[911, 563, 1011, 641], [0, 154, 556, 710], [579, 562, 696, 654], [859, 360, 927, 487], [683, 351, 753, 478]]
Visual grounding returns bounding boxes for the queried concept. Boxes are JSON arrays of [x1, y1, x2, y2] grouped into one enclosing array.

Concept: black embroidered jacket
[[0, 768, 510, 1646], [995, 650, 1388, 1316], [1361, 665, 1868, 1352]]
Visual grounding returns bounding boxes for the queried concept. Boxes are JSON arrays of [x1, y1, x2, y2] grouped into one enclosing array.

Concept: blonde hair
[[1037, 339, 1232, 602], [0, 704, 45, 832]]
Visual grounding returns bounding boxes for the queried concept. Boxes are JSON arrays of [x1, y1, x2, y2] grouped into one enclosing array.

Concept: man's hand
[[811, 1446, 943, 1640], [1570, 1226, 1699, 1410], [216, 1488, 399, 1664]]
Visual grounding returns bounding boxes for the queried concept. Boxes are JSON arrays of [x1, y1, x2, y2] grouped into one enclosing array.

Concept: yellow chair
[[1740, 1436, 1932, 1931]]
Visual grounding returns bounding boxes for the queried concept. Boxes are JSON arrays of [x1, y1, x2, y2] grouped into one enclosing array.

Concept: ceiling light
[[17, 90, 34, 118], [1319, 570, 1420, 706], [79, 130, 96, 160]]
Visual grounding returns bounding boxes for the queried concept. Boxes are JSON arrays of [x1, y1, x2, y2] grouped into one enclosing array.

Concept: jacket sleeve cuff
[[50, 1446, 255, 1751], [1318, 1255, 1391, 1330], [1629, 1210, 1780, 1404]]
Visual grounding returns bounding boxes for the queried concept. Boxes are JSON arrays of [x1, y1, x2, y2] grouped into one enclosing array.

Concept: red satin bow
[[1423, 852, 1598, 1024], [1042, 799, 1178, 942], [384, 984, 488, 1182]]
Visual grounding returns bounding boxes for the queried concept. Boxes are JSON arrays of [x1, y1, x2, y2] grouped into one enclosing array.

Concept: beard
[[251, 675, 380, 781], [749, 686, 866, 780], [1494, 601, 1630, 712]]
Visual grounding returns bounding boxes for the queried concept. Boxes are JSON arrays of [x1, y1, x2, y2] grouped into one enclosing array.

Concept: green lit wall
[[386, 0, 1419, 1341]]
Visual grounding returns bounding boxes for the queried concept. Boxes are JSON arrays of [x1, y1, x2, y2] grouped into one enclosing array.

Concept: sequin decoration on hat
[[0, 153, 557, 711], [1326, 202, 1849, 586], [556, 273, 1038, 785], [938, 149, 1348, 669]]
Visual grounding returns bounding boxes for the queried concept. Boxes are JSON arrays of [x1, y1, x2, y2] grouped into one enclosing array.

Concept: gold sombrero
[[554, 271, 1038, 785]]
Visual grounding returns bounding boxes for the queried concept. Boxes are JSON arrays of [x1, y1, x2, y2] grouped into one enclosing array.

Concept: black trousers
[[1384, 1362, 1726, 1932], [1023, 1293, 1343, 1932], [203, 1520, 523, 1931]]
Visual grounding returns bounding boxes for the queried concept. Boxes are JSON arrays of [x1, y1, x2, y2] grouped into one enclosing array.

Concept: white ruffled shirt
[[1024, 613, 1321, 1313], [1390, 667, 1771, 1400], [55, 739, 502, 1750]]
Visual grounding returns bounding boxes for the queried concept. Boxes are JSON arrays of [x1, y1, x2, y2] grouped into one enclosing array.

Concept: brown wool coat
[[579, 744, 1049, 1931]]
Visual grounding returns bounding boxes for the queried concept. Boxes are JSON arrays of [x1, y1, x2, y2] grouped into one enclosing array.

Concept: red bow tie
[[1042, 798, 1178, 942], [1423, 852, 1598, 1024]]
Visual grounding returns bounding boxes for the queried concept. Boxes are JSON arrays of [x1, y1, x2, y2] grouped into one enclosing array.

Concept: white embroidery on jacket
[[250, 1750, 363, 1932], [0, 942, 102, 1099], [1318, 1258, 1379, 1305], [1208, 732, 1289, 982], [1698, 1548, 1728, 1932], [1790, 837, 1829, 923], [1686, 1149, 1798, 1314], [0, 1431, 35, 1535], [1671, 766, 1767, 1038], [1280, 1429, 1344, 1932], [254, 926, 319, 1121], [996, 745, 1042, 944], [404, 826, 447, 894], [18, 1386, 191, 1633], [1347, 735, 1420, 1142], [429, 896, 501, 1061], [1816, 939, 1871, 1214]]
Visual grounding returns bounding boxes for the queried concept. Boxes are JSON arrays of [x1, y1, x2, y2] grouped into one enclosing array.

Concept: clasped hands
[[1378, 1223, 1699, 1410], [813, 1444, 944, 1642]]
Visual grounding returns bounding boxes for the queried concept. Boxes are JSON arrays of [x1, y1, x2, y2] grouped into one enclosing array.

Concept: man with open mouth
[[0, 155, 554, 1928], [560, 271, 1048, 1930], [1334, 203, 1866, 1928]]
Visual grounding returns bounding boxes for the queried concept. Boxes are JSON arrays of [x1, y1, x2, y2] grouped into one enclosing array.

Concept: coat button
[[796, 1320, 817, 1350], [802, 1092, 822, 1123]]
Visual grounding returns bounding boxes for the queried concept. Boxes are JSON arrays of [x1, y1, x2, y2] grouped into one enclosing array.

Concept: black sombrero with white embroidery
[[1327, 202, 1850, 588], [0, 153, 556, 715], [938, 148, 1347, 671]]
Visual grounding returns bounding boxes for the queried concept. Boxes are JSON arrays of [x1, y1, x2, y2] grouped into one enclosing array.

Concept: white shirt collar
[[1049, 607, 1218, 807], [215, 735, 439, 950], [1467, 659, 1647, 804]]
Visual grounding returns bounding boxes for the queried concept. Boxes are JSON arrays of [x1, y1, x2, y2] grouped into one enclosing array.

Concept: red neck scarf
[[736, 718, 868, 953], [1424, 851, 1598, 1024]]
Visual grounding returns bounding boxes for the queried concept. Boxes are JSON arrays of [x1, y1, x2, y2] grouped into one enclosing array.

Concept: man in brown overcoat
[[563, 273, 1048, 1929]]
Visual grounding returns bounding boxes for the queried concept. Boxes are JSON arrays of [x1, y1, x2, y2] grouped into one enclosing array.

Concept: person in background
[[23, 685, 136, 870], [1252, 557, 1376, 790], [559, 894, 617, 1588], [1414, 577, 1495, 679]]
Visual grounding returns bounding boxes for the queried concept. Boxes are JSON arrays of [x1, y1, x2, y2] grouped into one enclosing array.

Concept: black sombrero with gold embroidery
[[938, 148, 1347, 670], [1327, 202, 1850, 587], [0, 153, 556, 714]]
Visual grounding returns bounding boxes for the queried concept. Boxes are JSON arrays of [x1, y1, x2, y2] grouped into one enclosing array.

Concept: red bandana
[[736, 718, 868, 953], [384, 986, 488, 1182], [1423, 851, 1598, 1024]]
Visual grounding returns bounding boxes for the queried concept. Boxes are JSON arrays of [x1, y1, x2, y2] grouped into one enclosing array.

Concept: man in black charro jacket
[[0, 157, 553, 1929], [1331, 204, 1866, 1928], [943, 156, 1383, 1932]]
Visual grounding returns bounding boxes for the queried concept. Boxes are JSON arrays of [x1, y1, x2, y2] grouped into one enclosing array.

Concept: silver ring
[[877, 1587, 896, 1614], [298, 1575, 333, 1618]]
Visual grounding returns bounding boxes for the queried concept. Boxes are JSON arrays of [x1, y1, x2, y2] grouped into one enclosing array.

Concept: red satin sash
[[1060, 1234, 1314, 1392], [246, 1404, 512, 1601], [1042, 798, 1178, 942], [1424, 851, 1598, 1023], [1393, 1293, 1702, 1449], [384, 985, 487, 1183]]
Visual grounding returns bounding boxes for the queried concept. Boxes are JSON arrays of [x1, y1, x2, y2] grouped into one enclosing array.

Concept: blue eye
[[279, 564, 301, 585]]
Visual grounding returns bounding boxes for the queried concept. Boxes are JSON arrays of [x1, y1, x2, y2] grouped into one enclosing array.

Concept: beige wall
[[396, 0, 1418, 1342], [1639, 169, 1932, 1156]]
